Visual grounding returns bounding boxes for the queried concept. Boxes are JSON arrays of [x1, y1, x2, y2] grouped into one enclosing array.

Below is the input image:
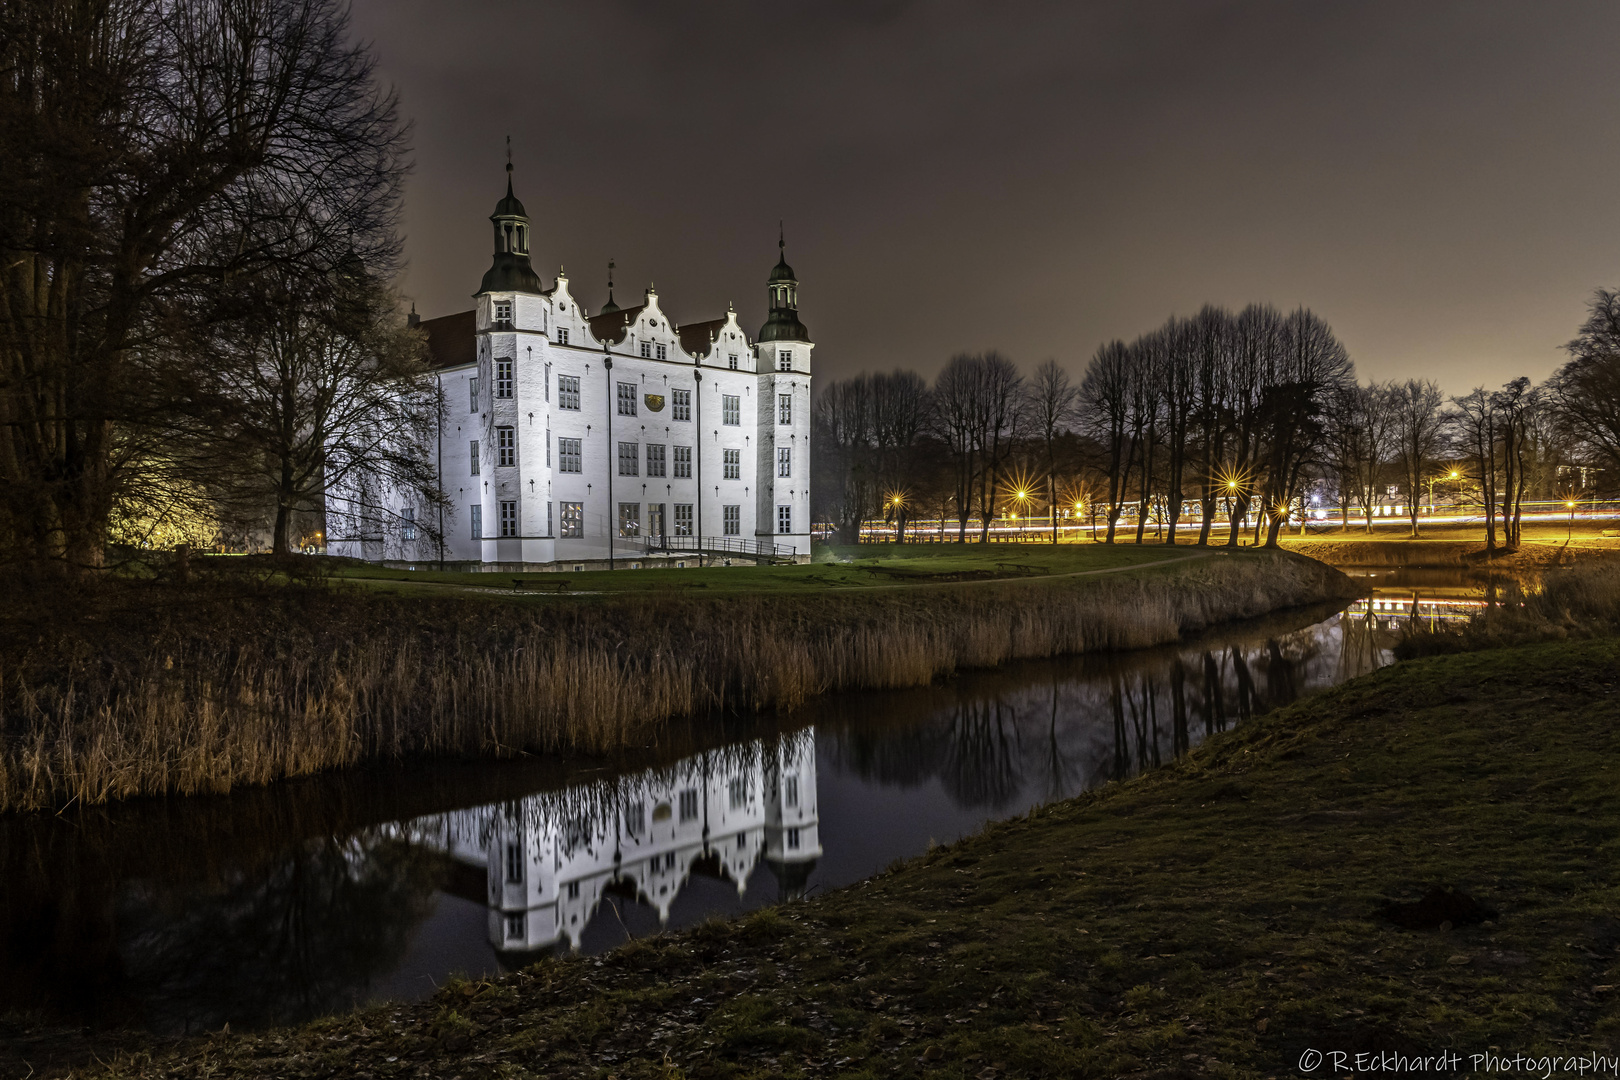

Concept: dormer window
[[494, 300, 512, 324]]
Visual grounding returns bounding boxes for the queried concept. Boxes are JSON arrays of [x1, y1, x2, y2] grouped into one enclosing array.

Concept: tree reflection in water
[[824, 607, 1370, 797], [114, 834, 441, 1035]]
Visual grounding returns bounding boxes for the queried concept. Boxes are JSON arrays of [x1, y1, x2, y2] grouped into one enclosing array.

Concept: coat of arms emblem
[[644, 393, 666, 412]]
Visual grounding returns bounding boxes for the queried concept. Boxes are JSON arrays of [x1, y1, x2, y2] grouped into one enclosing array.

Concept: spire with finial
[[759, 220, 810, 343], [479, 139, 541, 294], [600, 257, 620, 314]]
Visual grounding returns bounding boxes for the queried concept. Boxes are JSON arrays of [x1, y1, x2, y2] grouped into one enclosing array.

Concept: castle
[[327, 165, 814, 570]]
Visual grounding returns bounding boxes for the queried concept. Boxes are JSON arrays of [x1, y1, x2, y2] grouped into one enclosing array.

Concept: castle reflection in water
[[399, 729, 821, 955]]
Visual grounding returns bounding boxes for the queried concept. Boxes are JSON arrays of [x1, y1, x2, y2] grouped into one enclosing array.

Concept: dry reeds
[[0, 551, 1355, 813], [1397, 555, 1620, 658]]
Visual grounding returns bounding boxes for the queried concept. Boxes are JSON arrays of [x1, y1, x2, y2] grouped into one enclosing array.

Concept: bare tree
[[932, 354, 981, 541], [1549, 288, 1620, 489], [1390, 378, 1447, 537], [1449, 388, 1501, 554], [179, 263, 442, 556], [972, 352, 1025, 542], [811, 376, 875, 543], [1080, 340, 1133, 543], [870, 370, 931, 540], [1491, 377, 1536, 548], [0, 0, 408, 571], [1028, 359, 1077, 543]]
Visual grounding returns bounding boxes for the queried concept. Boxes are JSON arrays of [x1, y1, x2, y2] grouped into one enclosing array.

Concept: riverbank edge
[[0, 549, 1357, 814], [50, 635, 1620, 1080], [1279, 534, 1619, 568]]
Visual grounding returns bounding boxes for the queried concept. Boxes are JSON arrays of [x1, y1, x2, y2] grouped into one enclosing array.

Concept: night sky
[[348, 1, 1620, 392]]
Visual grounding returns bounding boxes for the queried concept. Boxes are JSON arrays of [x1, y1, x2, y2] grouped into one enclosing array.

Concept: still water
[[3, 585, 1463, 1038]]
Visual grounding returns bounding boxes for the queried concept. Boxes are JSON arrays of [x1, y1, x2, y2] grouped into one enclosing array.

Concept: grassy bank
[[60, 636, 1620, 1080], [1280, 522, 1620, 568], [0, 547, 1354, 814]]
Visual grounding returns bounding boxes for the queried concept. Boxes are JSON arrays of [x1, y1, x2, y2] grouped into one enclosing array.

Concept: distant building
[[326, 166, 814, 569], [408, 728, 821, 955]]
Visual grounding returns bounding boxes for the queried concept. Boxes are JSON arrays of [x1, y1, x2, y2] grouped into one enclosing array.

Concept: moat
[[3, 572, 1493, 1038]]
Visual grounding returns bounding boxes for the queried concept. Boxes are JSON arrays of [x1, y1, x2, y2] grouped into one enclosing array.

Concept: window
[[497, 426, 515, 467], [494, 300, 512, 324], [496, 357, 512, 398], [545, 429, 550, 467], [723, 448, 740, 480], [656, 343, 667, 360], [560, 501, 583, 538], [777, 504, 792, 534], [673, 445, 692, 479], [505, 842, 523, 883], [470, 440, 479, 475], [625, 800, 644, 836], [547, 501, 553, 537], [618, 502, 639, 537], [785, 774, 799, 807], [723, 505, 740, 535], [470, 504, 482, 541], [505, 914, 524, 940], [674, 503, 693, 536], [722, 394, 740, 426], [618, 441, 639, 477], [679, 788, 699, 822], [729, 777, 747, 810], [558, 374, 580, 410], [646, 443, 666, 477], [664, 851, 677, 871], [499, 500, 517, 537], [617, 381, 637, 416], [556, 327, 569, 345], [640, 341, 651, 358], [728, 354, 738, 370], [558, 437, 581, 473], [672, 388, 691, 421], [469, 377, 479, 411], [779, 348, 793, 372], [786, 827, 801, 850], [778, 446, 791, 478], [402, 507, 416, 541]]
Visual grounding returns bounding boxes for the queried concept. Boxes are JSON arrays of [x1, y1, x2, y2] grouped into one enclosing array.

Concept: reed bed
[[0, 551, 1354, 813]]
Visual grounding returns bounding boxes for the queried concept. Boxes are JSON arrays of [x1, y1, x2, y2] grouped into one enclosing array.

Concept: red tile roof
[[419, 310, 476, 370], [677, 317, 728, 358], [585, 304, 645, 345]]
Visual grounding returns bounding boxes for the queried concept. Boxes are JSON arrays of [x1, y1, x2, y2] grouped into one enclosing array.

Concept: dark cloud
[[349, 0, 1620, 392]]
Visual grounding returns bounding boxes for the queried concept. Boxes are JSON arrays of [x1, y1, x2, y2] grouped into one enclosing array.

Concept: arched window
[[516, 225, 526, 253]]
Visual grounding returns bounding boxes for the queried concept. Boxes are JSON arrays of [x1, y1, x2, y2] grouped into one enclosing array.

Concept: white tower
[[753, 229, 813, 559], [474, 160, 555, 566]]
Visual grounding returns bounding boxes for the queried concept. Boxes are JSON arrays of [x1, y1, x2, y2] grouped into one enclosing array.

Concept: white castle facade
[[328, 168, 814, 570]]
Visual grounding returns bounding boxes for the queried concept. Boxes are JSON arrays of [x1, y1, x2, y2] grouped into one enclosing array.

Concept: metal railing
[[624, 534, 796, 562]]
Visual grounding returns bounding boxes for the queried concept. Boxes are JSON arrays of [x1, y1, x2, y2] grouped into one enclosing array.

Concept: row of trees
[[0, 0, 437, 571], [813, 293, 1620, 552]]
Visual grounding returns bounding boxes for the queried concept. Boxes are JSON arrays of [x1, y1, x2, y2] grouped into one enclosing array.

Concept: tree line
[[813, 295, 1620, 552], [0, 0, 434, 572]]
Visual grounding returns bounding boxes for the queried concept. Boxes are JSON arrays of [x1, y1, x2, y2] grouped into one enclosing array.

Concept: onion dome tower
[[756, 225, 811, 344], [479, 156, 543, 295]]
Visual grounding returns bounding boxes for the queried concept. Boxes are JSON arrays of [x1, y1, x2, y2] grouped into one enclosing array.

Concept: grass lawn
[[78, 636, 1620, 1079], [321, 542, 1211, 598]]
